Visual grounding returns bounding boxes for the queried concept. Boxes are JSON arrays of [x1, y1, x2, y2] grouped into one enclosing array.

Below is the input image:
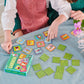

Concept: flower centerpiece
[[73, 20, 84, 51], [73, 20, 84, 36]]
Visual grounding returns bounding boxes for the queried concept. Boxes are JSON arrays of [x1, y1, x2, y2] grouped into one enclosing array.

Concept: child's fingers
[[1, 43, 10, 54], [47, 34, 50, 41], [71, 10, 75, 14], [9, 44, 12, 50], [4, 46, 10, 54], [71, 11, 82, 18], [71, 12, 79, 18], [47, 30, 50, 40], [73, 15, 81, 20]]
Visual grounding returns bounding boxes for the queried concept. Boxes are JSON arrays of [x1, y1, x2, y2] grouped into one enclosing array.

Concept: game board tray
[[4, 53, 33, 76]]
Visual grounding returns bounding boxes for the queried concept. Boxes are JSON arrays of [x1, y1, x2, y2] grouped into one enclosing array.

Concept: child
[[1, 0, 72, 53]]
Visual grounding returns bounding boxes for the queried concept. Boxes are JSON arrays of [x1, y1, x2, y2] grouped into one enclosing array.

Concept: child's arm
[[48, 15, 67, 40], [1, 30, 12, 54], [47, 0, 71, 40], [1, 0, 17, 53]]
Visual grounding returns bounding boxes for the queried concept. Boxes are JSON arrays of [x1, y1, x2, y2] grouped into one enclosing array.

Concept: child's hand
[[71, 10, 84, 21], [47, 23, 58, 40], [1, 41, 12, 54]]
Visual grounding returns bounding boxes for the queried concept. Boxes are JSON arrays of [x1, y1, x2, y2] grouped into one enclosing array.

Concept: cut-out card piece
[[43, 30, 48, 37], [44, 37, 52, 44], [66, 66, 76, 75], [64, 53, 73, 60], [20, 67, 27, 72], [23, 47, 32, 54], [23, 58, 29, 63], [46, 44, 56, 52], [57, 44, 66, 51], [16, 38, 25, 45], [52, 57, 60, 63], [56, 66, 64, 74], [32, 63, 42, 71], [34, 48, 43, 55], [34, 34, 43, 41], [20, 61, 27, 67], [13, 45, 22, 52], [15, 65, 22, 71], [12, 53, 18, 57], [60, 60, 68, 66], [44, 67, 54, 76], [54, 72, 63, 80], [60, 34, 70, 40], [36, 70, 46, 79], [40, 53, 49, 62], [17, 59, 23, 64], [19, 54, 26, 59], [72, 60, 80, 66], [36, 41, 45, 47], [26, 40, 35, 46]]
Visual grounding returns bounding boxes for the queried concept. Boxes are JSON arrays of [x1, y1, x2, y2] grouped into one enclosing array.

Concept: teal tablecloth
[[0, 19, 84, 84]]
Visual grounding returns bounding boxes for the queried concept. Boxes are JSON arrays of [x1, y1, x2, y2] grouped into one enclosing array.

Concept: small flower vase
[[77, 31, 84, 49]]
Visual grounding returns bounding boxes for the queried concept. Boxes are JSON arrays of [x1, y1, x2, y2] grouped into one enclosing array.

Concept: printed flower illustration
[[73, 22, 82, 35]]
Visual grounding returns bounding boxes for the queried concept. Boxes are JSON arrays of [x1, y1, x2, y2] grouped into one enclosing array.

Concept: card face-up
[[43, 30, 48, 37], [66, 66, 76, 75], [44, 38, 51, 44], [60, 34, 70, 40], [34, 34, 43, 41], [16, 38, 25, 45], [26, 40, 35, 46], [13, 45, 22, 52], [36, 41, 45, 47], [22, 47, 32, 54], [36, 70, 46, 78], [46, 44, 56, 52], [34, 48, 43, 55]]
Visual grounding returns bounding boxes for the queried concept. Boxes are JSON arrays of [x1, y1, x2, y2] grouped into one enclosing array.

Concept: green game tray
[[4, 53, 33, 76]]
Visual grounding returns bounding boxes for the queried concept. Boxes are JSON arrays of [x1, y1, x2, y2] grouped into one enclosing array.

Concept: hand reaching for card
[[47, 23, 58, 40], [1, 41, 12, 54]]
